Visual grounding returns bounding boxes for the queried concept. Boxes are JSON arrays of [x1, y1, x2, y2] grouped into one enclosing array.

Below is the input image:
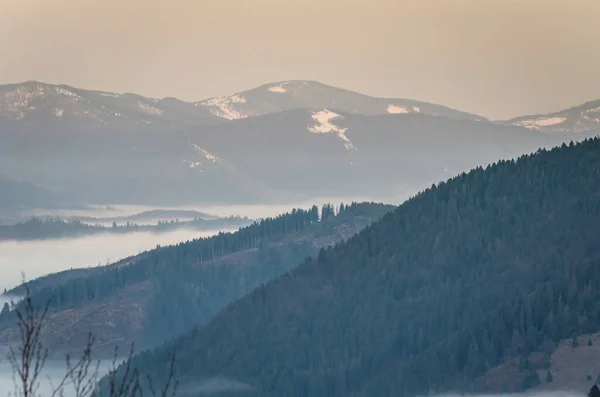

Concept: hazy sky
[[1, 0, 599, 119]]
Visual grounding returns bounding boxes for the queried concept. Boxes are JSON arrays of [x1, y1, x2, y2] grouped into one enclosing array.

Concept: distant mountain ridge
[[194, 80, 487, 122], [1, 79, 598, 207], [3, 79, 599, 133], [0, 80, 219, 127], [504, 99, 600, 133], [0, 80, 486, 125]]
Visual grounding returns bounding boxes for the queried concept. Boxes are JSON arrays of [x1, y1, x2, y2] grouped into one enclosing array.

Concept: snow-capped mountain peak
[[1, 80, 489, 129], [192, 80, 485, 122]]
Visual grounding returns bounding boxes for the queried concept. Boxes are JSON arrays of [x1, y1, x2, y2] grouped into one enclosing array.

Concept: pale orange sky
[[1, 0, 599, 119]]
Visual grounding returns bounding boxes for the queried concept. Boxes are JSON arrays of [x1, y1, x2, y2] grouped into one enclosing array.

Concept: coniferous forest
[[0, 202, 392, 353], [118, 138, 600, 397]]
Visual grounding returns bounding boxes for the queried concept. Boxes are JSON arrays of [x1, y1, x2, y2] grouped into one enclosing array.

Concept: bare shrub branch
[[8, 281, 50, 397], [5, 277, 178, 397]]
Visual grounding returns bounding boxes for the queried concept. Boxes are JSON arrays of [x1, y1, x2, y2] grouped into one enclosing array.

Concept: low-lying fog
[[27, 194, 404, 222], [0, 228, 236, 292], [0, 196, 412, 292], [0, 360, 117, 397]]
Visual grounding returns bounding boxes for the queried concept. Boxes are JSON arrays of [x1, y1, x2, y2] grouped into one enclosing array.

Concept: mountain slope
[[0, 202, 393, 357], [0, 174, 75, 214], [186, 109, 572, 199], [505, 99, 600, 134], [126, 138, 600, 397], [2, 107, 560, 206], [0, 80, 485, 127], [195, 80, 487, 121], [0, 81, 220, 127], [2, 80, 595, 207]]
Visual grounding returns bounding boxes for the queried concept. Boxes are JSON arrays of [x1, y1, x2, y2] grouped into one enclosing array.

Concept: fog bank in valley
[[0, 360, 117, 397], [31, 194, 402, 222], [0, 228, 235, 292]]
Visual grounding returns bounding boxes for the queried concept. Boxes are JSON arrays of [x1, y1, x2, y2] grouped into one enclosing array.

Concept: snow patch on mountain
[[387, 105, 421, 115], [268, 85, 287, 93], [84, 110, 104, 123], [1, 85, 47, 120], [197, 95, 248, 120], [267, 81, 297, 93], [582, 107, 600, 121], [99, 92, 120, 98], [387, 105, 409, 114], [54, 87, 84, 101], [138, 102, 163, 116], [515, 117, 567, 130], [183, 160, 203, 168], [308, 109, 357, 151], [192, 144, 219, 162]]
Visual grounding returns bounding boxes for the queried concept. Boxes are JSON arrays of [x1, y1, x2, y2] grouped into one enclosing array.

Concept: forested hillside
[[0, 202, 392, 356], [125, 138, 600, 397]]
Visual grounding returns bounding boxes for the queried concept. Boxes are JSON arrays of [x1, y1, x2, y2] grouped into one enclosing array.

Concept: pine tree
[[546, 371, 553, 383]]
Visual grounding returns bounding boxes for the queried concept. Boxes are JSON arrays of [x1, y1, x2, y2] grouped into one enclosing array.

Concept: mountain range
[[2, 72, 600, 397], [0, 80, 483, 125], [113, 137, 600, 397], [9, 137, 596, 396], [2, 80, 598, 208]]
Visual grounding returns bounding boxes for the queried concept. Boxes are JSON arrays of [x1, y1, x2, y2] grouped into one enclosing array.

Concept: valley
[[113, 138, 600, 397], [0, 202, 394, 358], [1, 79, 599, 397]]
